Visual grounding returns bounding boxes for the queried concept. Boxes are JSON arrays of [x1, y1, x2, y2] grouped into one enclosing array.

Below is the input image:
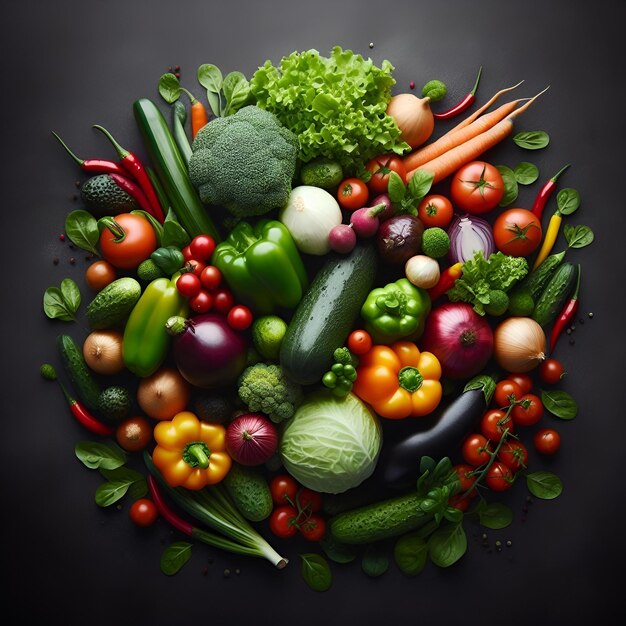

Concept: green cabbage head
[[279, 390, 382, 494]]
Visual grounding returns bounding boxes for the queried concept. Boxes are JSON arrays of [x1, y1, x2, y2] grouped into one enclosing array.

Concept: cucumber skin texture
[[57, 334, 102, 412], [223, 464, 273, 522], [280, 243, 378, 385], [86, 277, 141, 330], [525, 251, 566, 300], [532, 262, 577, 327], [329, 492, 429, 544]]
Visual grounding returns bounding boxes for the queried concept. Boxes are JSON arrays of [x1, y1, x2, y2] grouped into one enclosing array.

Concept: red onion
[[448, 214, 495, 264], [421, 302, 494, 380], [225, 413, 279, 466], [376, 214, 424, 264]]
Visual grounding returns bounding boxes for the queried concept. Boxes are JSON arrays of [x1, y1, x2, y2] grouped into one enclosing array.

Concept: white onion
[[494, 317, 546, 373], [405, 255, 440, 289]]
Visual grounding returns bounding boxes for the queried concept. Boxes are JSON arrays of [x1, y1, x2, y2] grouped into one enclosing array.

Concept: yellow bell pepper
[[152, 411, 232, 490], [352, 341, 443, 419]]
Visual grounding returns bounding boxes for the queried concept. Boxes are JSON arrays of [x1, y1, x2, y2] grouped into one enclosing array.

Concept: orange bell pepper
[[152, 411, 232, 490], [352, 341, 443, 419]]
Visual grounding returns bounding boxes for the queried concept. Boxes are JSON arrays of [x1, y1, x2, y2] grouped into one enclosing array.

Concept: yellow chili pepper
[[152, 411, 232, 490], [532, 211, 562, 270]]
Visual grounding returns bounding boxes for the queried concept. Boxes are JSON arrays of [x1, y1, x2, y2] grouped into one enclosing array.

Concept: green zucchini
[[532, 262, 577, 327], [223, 464, 273, 522], [86, 277, 142, 330], [57, 334, 102, 412], [280, 243, 378, 385], [133, 98, 221, 241]]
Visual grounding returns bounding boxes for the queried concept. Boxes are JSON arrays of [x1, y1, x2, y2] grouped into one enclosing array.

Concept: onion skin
[[494, 317, 546, 373], [421, 302, 494, 380], [82, 330, 125, 375], [225, 413, 278, 466], [448, 214, 495, 264], [386, 93, 434, 149], [137, 367, 191, 421]]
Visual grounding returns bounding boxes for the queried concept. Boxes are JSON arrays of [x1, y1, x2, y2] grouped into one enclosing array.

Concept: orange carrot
[[407, 87, 548, 185], [190, 98, 209, 138]]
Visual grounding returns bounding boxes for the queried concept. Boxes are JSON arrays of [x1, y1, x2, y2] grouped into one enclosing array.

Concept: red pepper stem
[[51, 131, 84, 166], [92, 124, 130, 159], [550, 163, 571, 183], [469, 66, 483, 96]]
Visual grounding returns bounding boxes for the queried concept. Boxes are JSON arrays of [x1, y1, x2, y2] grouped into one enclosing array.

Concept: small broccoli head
[[421, 227, 450, 259], [237, 363, 302, 423], [188, 106, 298, 219], [484, 289, 510, 317]]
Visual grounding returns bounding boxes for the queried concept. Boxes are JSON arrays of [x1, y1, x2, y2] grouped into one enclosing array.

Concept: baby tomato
[[534, 428, 561, 455], [366, 154, 406, 195], [417, 194, 454, 228], [99, 213, 158, 269], [337, 178, 369, 211], [269, 505, 299, 539]]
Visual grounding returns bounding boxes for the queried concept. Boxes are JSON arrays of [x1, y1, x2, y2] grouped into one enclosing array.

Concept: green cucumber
[[280, 243, 378, 385], [86, 277, 142, 329], [521, 250, 566, 300], [223, 464, 273, 522], [57, 334, 102, 412], [532, 262, 577, 327]]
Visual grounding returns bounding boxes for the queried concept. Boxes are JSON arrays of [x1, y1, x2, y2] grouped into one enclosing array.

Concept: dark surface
[[2, 1, 624, 624]]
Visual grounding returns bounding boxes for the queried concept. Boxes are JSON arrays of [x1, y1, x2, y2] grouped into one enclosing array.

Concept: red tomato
[[129, 498, 159, 527], [493, 208, 542, 257], [269, 505, 299, 538], [452, 464, 478, 495], [269, 475, 298, 506], [534, 428, 561, 455], [461, 433, 492, 467], [498, 439, 529, 472], [494, 380, 523, 408], [186, 259, 206, 277], [227, 305, 253, 331], [538, 358, 567, 385], [450, 161, 504, 215], [182, 245, 193, 261], [200, 265, 222, 291], [485, 462, 514, 492], [365, 154, 407, 195], [337, 178, 369, 211], [213, 289, 235, 313], [448, 493, 473, 512], [176, 272, 202, 298], [417, 194, 454, 228], [85, 259, 117, 291], [99, 213, 158, 269], [189, 235, 216, 262], [299, 514, 327, 542], [512, 393, 544, 426], [188, 289, 212, 313], [297, 488, 323, 514], [506, 373, 534, 395], [347, 330, 373, 356], [481, 408, 514, 442]]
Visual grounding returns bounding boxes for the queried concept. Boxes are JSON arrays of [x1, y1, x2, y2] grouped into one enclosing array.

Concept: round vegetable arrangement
[[40, 46, 594, 589]]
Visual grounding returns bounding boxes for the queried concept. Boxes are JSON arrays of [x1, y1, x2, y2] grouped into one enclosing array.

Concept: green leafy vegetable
[[319, 536, 357, 564], [394, 532, 428, 576], [43, 278, 82, 322], [95, 466, 147, 507], [526, 471, 563, 500], [300, 553, 332, 591], [388, 169, 434, 215], [197, 63, 223, 117], [361, 545, 389, 577], [556, 188, 581, 215], [564, 224, 594, 249], [158, 73, 182, 104], [196, 63, 250, 117], [476, 502, 513, 529], [513, 130, 550, 149], [422, 79, 447, 101], [496, 164, 519, 206], [75, 441, 126, 470], [513, 162, 539, 184], [541, 389, 578, 419], [161, 542, 193, 575], [161, 208, 191, 249], [428, 522, 467, 567], [65, 209, 100, 255]]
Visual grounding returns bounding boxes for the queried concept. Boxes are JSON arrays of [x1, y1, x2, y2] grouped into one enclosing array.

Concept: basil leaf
[[161, 542, 193, 576], [222, 71, 250, 116], [65, 209, 100, 255], [513, 130, 550, 150], [43, 286, 76, 321], [513, 161, 539, 185], [428, 522, 467, 568], [496, 164, 518, 206], [361, 545, 389, 578], [60, 278, 81, 313], [161, 217, 191, 249], [197, 63, 223, 116], [300, 553, 332, 592], [407, 169, 434, 202], [100, 466, 146, 484], [95, 480, 132, 507], [319, 536, 357, 564], [394, 532, 428, 576], [387, 170, 406, 205], [158, 73, 181, 104], [541, 389, 578, 419], [75, 440, 126, 470], [564, 224, 594, 249], [478, 502, 513, 529], [557, 188, 581, 216], [526, 471, 563, 500]]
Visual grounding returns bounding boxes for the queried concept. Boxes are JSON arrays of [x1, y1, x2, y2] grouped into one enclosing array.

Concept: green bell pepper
[[123, 276, 188, 377], [361, 278, 431, 344], [212, 219, 308, 314]]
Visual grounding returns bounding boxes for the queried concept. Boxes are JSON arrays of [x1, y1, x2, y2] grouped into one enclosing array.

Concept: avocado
[[97, 385, 132, 422], [80, 174, 138, 214]]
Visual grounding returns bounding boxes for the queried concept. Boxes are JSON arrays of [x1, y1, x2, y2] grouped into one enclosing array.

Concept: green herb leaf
[[162, 209, 191, 248], [100, 465, 146, 485], [158, 73, 181, 104], [513, 130, 550, 150], [394, 532, 428, 576], [556, 188, 581, 216], [43, 278, 82, 322], [300, 553, 332, 592], [387, 170, 406, 205], [564, 224, 594, 249], [160, 541, 193, 575], [513, 161, 539, 184], [65, 209, 100, 255], [526, 471, 563, 499], [478, 502, 513, 529], [60, 278, 81, 313], [197, 63, 223, 117], [428, 522, 467, 567], [95, 480, 132, 507], [496, 164, 518, 206], [361, 545, 389, 578], [222, 71, 250, 116], [541, 389, 578, 419], [75, 441, 126, 469], [407, 169, 434, 203], [319, 536, 357, 564]]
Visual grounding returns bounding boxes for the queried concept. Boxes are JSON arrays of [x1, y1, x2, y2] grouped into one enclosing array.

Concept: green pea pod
[[122, 276, 188, 377]]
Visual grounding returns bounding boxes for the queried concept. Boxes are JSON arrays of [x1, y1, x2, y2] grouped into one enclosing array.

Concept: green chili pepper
[[122, 276, 188, 377], [360, 278, 431, 344], [212, 219, 308, 315]]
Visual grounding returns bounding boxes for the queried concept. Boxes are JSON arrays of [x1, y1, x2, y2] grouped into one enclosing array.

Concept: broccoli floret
[[421, 227, 450, 259], [507, 287, 535, 316], [237, 363, 302, 423], [484, 289, 510, 317], [188, 106, 298, 219]]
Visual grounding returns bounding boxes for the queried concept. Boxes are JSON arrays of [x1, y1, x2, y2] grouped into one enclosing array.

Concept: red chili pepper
[[531, 164, 571, 220], [549, 264, 581, 353], [59, 381, 114, 436], [147, 474, 194, 536], [93, 125, 166, 224], [52, 131, 130, 177], [433, 66, 482, 120], [428, 262, 463, 301], [109, 172, 155, 215]]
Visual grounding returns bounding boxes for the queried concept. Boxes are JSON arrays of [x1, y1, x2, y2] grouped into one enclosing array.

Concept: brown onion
[[493, 317, 546, 373], [137, 367, 191, 421], [386, 93, 434, 148], [226, 413, 278, 466], [82, 330, 125, 375]]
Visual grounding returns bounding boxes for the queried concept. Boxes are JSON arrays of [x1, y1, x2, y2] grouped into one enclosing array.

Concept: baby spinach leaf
[[223, 71, 250, 116], [428, 522, 467, 567], [65, 209, 100, 255], [43, 278, 81, 321], [513, 161, 539, 184], [319, 536, 357, 564], [161, 542, 193, 575], [158, 73, 181, 104], [541, 389, 578, 419], [161, 209, 191, 249], [197, 63, 223, 117], [513, 130, 550, 150], [394, 532, 428, 576], [361, 545, 389, 578], [557, 188, 581, 215], [477, 502, 513, 529], [300, 553, 332, 592], [564, 224, 594, 249], [496, 164, 518, 206], [95, 480, 132, 507], [526, 471, 563, 500], [75, 441, 126, 470], [407, 169, 434, 204], [60, 278, 81, 313]]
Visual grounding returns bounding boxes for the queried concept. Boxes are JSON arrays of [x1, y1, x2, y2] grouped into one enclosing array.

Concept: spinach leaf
[[407, 169, 434, 203], [158, 73, 181, 104], [223, 71, 251, 116], [526, 471, 563, 500], [513, 130, 550, 150], [361, 545, 389, 578], [75, 440, 126, 470], [95, 466, 146, 507], [496, 164, 518, 206], [161, 209, 191, 249], [319, 536, 357, 564], [557, 188, 581, 215], [161, 542, 193, 575], [43, 278, 81, 321], [95, 480, 132, 507], [513, 161, 539, 185], [388, 169, 433, 215], [541, 389, 578, 419], [300, 553, 332, 592], [151, 246, 185, 274], [197, 63, 223, 117], [428, 522, 467, 567], [564, 224, 594, 249], [477, 502, 513, 529], [394, 532, 428, 576], [60, 278, 81, 313], [65, 209, 100, 255]]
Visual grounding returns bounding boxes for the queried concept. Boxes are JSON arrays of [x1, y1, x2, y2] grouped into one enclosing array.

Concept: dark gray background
[[1, 1, 624, 624]]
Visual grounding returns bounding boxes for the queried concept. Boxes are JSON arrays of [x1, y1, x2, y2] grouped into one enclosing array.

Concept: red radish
[[370, 193, 395, 222], [350, 203, 387, 238], [328, 224, 357, 254]]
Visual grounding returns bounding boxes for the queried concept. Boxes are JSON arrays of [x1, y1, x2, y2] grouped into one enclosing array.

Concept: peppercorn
[[223, 568, 231, 578], [369, 42, 374, 48], [409, 81, 415, 89], [59, 233, 66, 241], [70, 257, 76, 264], [588, 312, 594, 318]]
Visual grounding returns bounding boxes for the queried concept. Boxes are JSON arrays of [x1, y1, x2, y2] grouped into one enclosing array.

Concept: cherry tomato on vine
[[498, 439, 529, 472], [200, 265, 222, 291], [461, 433, 492, 467], [493, 208, 542, 257], [269, 505, 299, 539], [365, 154, 407, 194], [337, 178, 369, 211], [494, 379, 523, 408], [452, 463, 478, 494], [189, 234, 216, 262], [228, 305, 253, 331], [129, 498, 159, 527], [297, 488, 323, 514], [299, 514, 327, 542], [534, 428, 561, 455], [213, 289, 235, 313], [269, 475, 298, 506], [538, 358, 567, 385], [189, 289, 212, 313], [448, 493, 473, 512], [176, 272, 202, 298], [417, 194, 454, 228], [450, 161, 504, 215], [99, 212, 158, 269], [481, 408, 514, 442], [512, 393, 544, 426], [182, 245, 193, 261], [485, 462, 514, 492], [186, 259, 206, 278], [347, 329, 373, 355], [506, 373, 534, 395]]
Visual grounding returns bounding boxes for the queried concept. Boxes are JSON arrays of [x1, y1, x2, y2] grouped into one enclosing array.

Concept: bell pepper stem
[[376, 293, 401, 314], [183, 442, 211, 469], [165, 315, 189, 336], [398, 366, 423, 393]]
